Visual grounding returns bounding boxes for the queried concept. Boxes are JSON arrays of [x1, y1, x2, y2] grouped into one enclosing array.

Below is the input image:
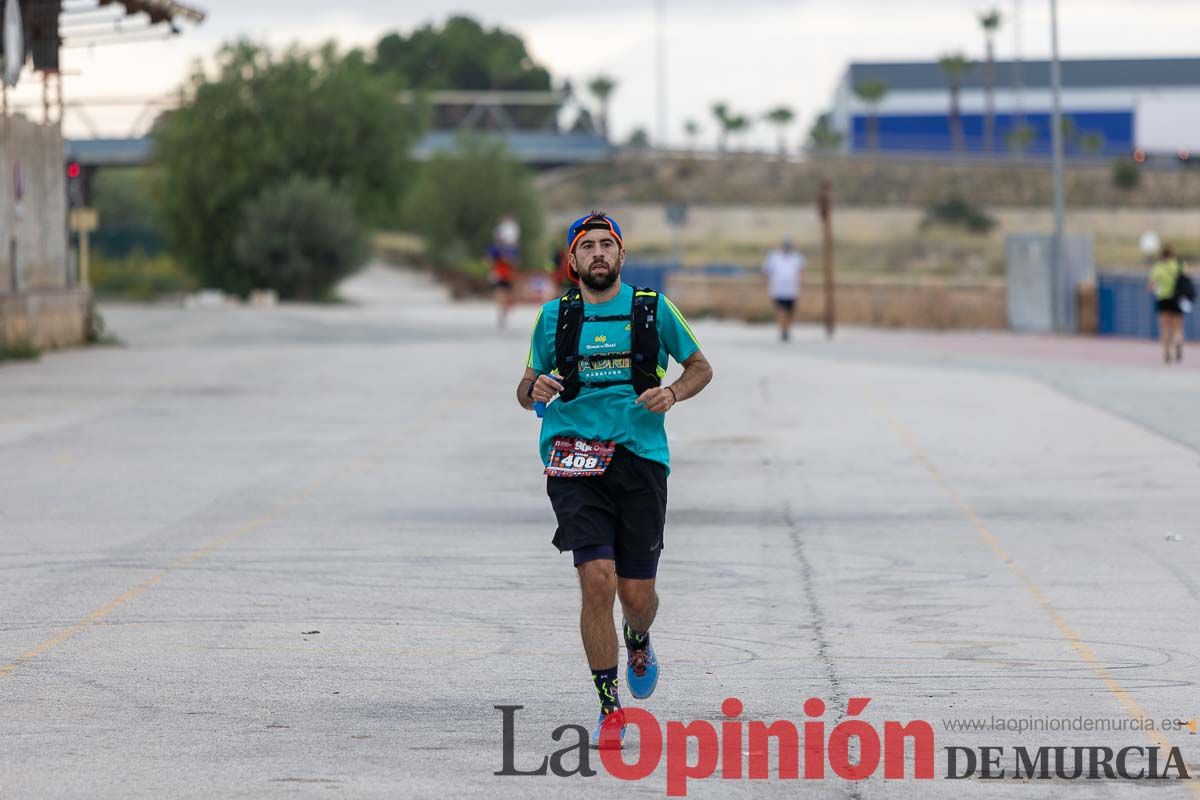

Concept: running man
[[516, 212, 713, 747], [489, 212, 523, 329], [487, 239, 517, 330], [762, 238, 806, 342]]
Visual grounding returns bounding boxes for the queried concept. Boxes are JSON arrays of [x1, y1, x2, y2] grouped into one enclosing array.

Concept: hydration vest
[[553, 287, 661, 402]]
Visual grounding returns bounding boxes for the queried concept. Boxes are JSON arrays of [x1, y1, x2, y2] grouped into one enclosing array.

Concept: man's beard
[[580, 259, 619, 291]]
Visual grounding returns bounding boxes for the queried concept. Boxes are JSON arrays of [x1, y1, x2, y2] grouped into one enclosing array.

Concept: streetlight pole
[[1012, 0, 1023, 131], [655, 0, 667, 147], [1048, 0, 1066, 331]]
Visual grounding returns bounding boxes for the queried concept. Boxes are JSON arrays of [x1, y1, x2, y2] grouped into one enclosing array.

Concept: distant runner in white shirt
[[762, 238, 806, 341], [495, 212, 521, 251]]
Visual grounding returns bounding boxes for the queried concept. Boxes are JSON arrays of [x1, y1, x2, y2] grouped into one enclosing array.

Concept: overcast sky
[[25, 0, 1200, 147]]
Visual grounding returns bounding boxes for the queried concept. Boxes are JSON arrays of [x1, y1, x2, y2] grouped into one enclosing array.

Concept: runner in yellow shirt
[[1148, 245, 1186, 364]]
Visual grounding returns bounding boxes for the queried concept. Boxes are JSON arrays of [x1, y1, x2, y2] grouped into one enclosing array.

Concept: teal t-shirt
[[526, 283, 700, 473]]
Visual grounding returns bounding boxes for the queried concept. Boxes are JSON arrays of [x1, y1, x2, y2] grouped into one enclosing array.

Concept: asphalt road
[[3, 265, 1200, 799]]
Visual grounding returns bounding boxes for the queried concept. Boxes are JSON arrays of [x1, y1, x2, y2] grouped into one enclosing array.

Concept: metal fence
[[1097, 272, 1200, 340]]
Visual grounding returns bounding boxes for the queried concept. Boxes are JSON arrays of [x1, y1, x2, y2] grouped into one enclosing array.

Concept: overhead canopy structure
[[67, 130, 613, 170], [6, 0, 206, 76], [395, 88, 611, 166], [101, 0, 205, 25]]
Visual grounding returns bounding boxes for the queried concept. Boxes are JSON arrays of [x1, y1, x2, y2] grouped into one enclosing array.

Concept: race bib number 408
[[544, 437, 616, 478]]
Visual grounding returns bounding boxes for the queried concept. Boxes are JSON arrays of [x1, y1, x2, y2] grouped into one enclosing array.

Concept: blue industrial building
[[830, 57, 1200, 158]]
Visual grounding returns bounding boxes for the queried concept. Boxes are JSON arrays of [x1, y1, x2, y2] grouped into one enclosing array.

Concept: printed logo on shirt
[[582, 357, 631, 373]]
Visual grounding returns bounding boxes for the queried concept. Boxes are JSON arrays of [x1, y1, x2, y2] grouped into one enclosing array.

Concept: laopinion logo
[[495, 697, 935, 797], [495, 699, 1194, 796]]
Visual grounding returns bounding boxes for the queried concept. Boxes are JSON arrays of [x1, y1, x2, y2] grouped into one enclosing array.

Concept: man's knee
[[617, 578, 656, 614], [578, 559, 617, 604]]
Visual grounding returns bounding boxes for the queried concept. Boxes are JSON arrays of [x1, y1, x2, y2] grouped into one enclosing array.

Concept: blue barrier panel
[[621, 261, 679, 293], [699, 263, 748, 276], [1097, 271, 1200, 340], [850, 111, 1134, 156]]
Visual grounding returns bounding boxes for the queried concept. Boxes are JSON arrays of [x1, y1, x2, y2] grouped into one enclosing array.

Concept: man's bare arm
[[517, 368, 566, 411], [669, 350, 713, 403], [516, 368, 538, 411], [637, 350, 713, 414]]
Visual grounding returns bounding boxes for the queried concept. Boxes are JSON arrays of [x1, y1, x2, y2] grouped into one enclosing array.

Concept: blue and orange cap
[[566, 212, 623, 254]]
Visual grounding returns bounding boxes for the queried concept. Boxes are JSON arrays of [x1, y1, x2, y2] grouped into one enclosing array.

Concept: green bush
[[233, 176, 370, 301], [1078, 132, 1106, 155], [91, 167, 166, 257], [90, 250, 195, 300], [921, 196, 996, 234], [1112, 159, 1140, 191], [154, 41, 422, 296], [1005, 124, 1035, 155], [404, 135, 544, 268], [83, 299, 122, 346], [0, 338, 40, 362]]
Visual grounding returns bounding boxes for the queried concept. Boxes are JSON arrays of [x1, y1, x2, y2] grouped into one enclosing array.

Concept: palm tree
[[1059, 115, 1078, 154], [626, 128, 650, 149], [587, 75, 617, 141], [979, 9, 1003, 154], [711, 102, 733, 154], [806, 113, 844, 153], [938, 53, 974, 155], [726, 114, 751, 153], [683, 119, 701, 154], [763, 106, 795, 159], [852, 80, 888, 151]]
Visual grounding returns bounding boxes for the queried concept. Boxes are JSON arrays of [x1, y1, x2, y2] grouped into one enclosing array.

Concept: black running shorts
[[547, 445, 667, 566]]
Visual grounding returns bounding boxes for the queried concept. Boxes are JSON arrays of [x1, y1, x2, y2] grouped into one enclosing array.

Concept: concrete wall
[[556, 204, 1200, 254], [544, 153, 1200, 209], [0, 117, 86, 349], [1, 288, 88, 347], [539, 156, 1200, 209], [666, 272, 1009, 330]]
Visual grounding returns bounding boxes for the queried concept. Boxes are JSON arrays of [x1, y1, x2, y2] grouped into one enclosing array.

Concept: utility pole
[[1012, 0, 1024, 132], [654, 0, 667, 147], [1048, 0, 1066, 331], [818, 179, 835, 338]]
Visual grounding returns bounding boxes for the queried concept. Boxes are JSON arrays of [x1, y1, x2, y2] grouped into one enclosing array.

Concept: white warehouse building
[[828, 56, 1200, 159]]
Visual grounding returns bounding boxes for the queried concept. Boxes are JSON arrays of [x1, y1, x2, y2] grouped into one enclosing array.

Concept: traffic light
[[66, 160, 85, 207]]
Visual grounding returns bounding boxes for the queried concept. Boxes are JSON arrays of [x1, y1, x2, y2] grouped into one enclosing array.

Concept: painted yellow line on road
[[0, 390, 474, 682], [872, 398, 1197, 793], [0, 488, 314, 681]]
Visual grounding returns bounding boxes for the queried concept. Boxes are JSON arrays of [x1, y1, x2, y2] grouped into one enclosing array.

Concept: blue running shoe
[[626, 640, 659, 699], [591, 708, 626, 750]]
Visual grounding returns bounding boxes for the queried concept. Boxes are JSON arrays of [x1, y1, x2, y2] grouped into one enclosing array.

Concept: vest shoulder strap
[[552, 286, 662, 403], [555, 288, 585, 401], [630, 287, 662, 395]]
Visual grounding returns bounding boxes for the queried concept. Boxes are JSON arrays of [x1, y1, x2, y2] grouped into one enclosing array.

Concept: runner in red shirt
[[488, 242, 517, 329]]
